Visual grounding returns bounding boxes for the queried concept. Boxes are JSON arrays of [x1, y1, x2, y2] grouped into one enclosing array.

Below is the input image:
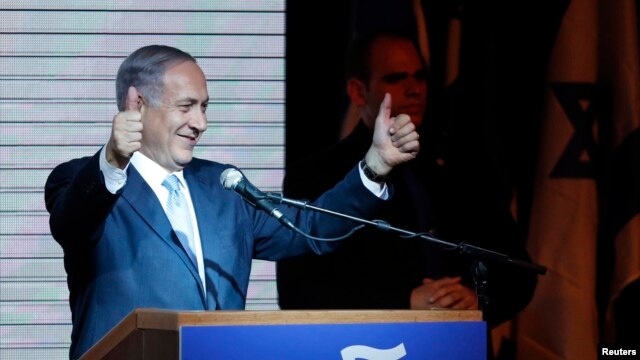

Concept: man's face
[[140, 60, 209, 172], [357, 37, 427, 128]]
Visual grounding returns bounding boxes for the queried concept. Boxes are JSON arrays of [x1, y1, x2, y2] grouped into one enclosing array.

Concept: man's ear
[[138, 92, 147, 116], [347, 78, 368, 106]]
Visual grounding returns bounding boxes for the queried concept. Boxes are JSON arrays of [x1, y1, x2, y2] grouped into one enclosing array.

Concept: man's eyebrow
[[381, 69, 426, 80], [385, 71, 410, 76], [177, 97, 208, 104], [381, 72, 410, 80]]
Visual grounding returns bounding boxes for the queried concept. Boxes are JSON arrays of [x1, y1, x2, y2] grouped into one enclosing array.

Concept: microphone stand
[[268, 192, 544, 315], [267, 192, 547, 277]]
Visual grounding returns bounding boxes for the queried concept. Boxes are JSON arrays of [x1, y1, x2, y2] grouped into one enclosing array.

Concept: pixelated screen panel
[[0, 2, 284, 358]]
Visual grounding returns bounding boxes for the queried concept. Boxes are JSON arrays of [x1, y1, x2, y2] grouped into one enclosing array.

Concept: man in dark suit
[[44, 45, 420, 359], [277, 31, 536, 328]]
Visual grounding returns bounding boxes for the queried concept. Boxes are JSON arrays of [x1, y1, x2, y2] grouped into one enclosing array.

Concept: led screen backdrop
[[0, 1, 285, 358]]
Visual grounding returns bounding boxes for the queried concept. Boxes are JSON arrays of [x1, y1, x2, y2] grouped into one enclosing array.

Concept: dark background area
[[285, 0, 640, 346], [285, 0, 640, 341], [285, 0, 565, 224]]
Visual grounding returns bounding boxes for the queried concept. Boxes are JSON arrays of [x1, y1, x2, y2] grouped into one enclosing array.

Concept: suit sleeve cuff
[[358, 163, 389, 199], [99, 145, 128, 194]]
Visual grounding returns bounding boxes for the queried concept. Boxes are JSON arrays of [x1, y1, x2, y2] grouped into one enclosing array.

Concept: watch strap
[[360, 160, 387, 183]]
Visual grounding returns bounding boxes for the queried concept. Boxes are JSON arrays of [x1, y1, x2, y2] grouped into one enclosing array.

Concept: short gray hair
[[115, 45, 197, 111]]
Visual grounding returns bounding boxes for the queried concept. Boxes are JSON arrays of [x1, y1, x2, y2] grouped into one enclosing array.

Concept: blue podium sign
[[181, 321, 486, 359]]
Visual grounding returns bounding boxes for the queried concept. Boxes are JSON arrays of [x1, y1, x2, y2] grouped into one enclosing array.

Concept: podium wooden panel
[[81, 308, 483, 359]]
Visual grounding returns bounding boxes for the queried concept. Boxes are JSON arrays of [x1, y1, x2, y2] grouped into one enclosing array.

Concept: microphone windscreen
[[220, 168, 243, 190]]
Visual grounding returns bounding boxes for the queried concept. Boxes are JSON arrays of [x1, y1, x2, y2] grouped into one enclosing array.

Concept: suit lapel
[[185, 167, 221, 310], [121, 165, 206, 305]]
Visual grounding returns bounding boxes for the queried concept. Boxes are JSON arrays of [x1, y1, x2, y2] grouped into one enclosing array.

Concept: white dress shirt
[[99, 147, 206, 293]]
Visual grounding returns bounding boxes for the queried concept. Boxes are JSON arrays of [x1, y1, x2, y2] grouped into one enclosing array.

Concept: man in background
[[277, 30, 536, 328]]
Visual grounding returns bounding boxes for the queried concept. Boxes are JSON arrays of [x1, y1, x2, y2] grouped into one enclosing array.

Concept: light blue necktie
[[162, 174, 198, 268]]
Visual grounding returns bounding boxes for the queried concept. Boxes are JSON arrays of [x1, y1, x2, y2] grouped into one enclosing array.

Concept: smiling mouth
[[179, 130, 200, 139], [178, 134, 199, 145]]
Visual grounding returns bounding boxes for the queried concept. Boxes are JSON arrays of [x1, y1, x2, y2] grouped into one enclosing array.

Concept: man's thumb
[[125, 86, 141, 111], [376, 93, 392, 127]]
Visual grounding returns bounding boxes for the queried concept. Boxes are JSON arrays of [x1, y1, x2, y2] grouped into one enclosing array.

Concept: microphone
[[220, 168, 295, 230]]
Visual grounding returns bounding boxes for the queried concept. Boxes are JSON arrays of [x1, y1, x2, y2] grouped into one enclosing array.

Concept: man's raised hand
[[364, 93, 420, 176], [106, 86, 143, 169]]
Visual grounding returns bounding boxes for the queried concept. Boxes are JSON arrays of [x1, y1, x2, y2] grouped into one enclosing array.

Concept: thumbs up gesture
[[106, 86, 144, 169], [364, 93, 420, 176]]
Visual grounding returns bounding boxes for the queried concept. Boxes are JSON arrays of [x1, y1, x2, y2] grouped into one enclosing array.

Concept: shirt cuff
[[99, 145, 128, 194], [358, 164, 389, 200]]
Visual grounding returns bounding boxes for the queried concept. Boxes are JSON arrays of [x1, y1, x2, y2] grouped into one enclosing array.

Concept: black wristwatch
[[360, 160, 387, 183]]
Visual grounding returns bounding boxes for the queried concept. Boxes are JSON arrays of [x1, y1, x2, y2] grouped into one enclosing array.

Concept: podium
[[81, 308, 486, 359]]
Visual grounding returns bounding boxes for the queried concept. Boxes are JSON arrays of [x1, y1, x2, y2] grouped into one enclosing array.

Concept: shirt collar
[[130, 152, 187, 189]]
